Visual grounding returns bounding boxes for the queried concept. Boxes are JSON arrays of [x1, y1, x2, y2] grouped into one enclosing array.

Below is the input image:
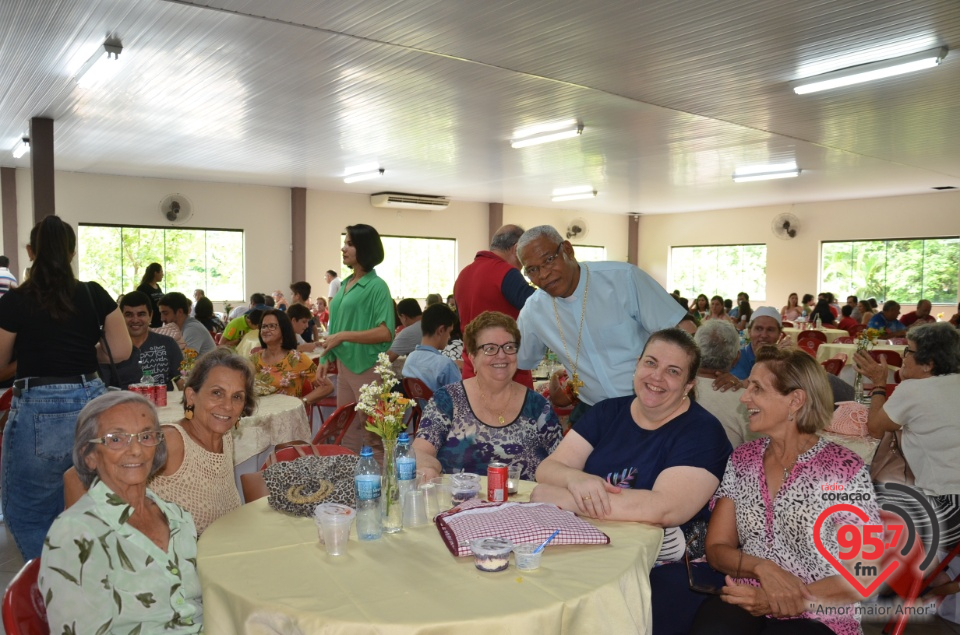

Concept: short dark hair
[[802, 294, 814, 305], [641, 328, 701, 384], [841, 304, 853, 317], [194, 296, 214, 321], [250, 293, 266, 305], [847, 295, 858, 303], [346, 224, 385, 270], [397, 298, 423, 318], [158, 291, 190, 314], [245, 309, 264, 327], [119, 290, 153, 314], [882, 300, 900, 312], [0, 256, 9, 267], [258, 309, 298, 350], [263, 295, 275, 307], [182, 348, 256, 417], [290, 281, 311, 300], [421, 303, 456, 336], [286, 304, 312, 321], [326, 270, 338, 278], [910, 323, 960, 376]]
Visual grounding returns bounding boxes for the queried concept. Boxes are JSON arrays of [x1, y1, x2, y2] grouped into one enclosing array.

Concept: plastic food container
[[513, 543, 543, 571], [470, 537, 514, 572]]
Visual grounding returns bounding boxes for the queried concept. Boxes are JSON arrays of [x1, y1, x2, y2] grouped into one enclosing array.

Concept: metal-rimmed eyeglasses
[[89, 431, 165, 450], [476, 342, 519, 356], [522, 243, 563, 278]]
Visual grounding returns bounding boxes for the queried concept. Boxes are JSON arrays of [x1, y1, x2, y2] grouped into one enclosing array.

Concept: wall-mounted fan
[[771, 213, 799, 240], [160, 194, 193, 224], [566, 218, 588, 240]]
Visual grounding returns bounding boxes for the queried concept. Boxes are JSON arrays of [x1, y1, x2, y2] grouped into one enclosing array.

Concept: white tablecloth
[[782, 327, 850, 345]]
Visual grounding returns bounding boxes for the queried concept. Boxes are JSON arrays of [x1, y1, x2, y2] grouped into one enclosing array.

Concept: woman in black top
[[137, 262, 164, 327], [0, 216, 132, 559]]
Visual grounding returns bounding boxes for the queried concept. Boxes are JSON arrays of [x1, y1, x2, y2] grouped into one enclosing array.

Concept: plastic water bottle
[[396, 432, 417, 499], [140, 367, 155, 385], [354, 446, 383, 541]]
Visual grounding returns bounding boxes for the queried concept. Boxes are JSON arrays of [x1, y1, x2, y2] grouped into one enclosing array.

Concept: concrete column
[[488, 203, 503, 244], [291, 187, 306, 281], [30, 117, 55, 222], [627, 214, 640, 265], [1, 168, 18, 273]]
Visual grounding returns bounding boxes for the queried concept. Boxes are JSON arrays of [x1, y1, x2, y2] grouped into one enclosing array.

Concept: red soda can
[[152, 384, 167, 407], [487, 463, 508, 503], [128, 384, 150, 400]]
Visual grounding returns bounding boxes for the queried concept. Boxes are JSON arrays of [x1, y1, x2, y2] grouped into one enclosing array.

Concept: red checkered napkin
[[435, 499, 610, 557]]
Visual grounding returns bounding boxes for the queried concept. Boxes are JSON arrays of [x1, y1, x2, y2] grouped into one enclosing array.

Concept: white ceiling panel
[[1, 0, 959, 214]]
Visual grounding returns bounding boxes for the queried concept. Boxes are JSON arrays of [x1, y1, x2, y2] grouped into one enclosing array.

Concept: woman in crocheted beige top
[[150, 348, 257, 533]]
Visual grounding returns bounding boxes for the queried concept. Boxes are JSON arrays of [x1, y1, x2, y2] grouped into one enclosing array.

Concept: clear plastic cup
[[420, 482, 439, 519], [470, 537, 514, 572], [314, 503, 355, 555], [507, 464, 522, 495], [513, 543, 543, 571], [402, 489, 428, 527], [430, 476, 454, 513]]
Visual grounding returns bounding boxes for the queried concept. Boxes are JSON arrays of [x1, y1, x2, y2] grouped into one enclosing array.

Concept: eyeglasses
[[476, 342, 519, 356], [522, 244, 563, 278], [89, 430, 165, 450], [904, 347, 916, 358], [260, 323, 279, 331]]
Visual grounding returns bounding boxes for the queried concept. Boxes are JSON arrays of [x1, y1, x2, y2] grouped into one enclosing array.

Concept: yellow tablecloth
[[197, 482, 663, 634], [156, 393, 309, 465], [782, 327, 849, 345]]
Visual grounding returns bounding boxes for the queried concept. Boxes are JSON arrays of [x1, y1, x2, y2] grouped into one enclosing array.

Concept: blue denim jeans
[[2, 378, 105, 560]]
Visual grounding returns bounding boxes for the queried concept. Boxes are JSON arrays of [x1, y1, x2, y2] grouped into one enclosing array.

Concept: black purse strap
[[85, 283, 120, 386]]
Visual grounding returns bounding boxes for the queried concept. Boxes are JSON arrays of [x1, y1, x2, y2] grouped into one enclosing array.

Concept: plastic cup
[[470, 537, 514, 572], [430, 476, 454, 513], [513, 543, 543, 571], [507, 464, 521, 495], [450, 472, 481, 506], [402, 489, 428, 527], [314, 503, 355, 555], [420, 482, 439, 519]]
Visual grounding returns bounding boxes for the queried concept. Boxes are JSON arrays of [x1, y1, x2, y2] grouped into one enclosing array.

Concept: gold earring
[[184, 404, 195, 420]]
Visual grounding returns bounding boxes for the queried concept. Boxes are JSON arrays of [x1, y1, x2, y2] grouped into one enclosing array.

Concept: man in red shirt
[[900, 299, 937, 328], [453, 225, 534, 387]]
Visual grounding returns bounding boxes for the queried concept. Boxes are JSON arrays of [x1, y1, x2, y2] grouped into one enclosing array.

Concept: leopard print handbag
[[262, 454, 360, 516]]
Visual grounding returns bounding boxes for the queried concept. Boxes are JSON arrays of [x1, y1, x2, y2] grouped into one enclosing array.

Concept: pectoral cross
[[567, 372, 585, 399]]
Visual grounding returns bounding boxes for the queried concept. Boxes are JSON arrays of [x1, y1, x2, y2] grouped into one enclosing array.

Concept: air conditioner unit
[[370, 192, 450, 211]]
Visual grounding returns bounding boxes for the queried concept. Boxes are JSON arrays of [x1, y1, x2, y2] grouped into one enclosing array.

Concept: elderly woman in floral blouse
[[40, 391, 203, 634], [250, 309, 332, 405]]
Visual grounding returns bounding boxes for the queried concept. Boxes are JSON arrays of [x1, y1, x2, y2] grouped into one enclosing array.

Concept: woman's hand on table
[[419, 465, 441, 482], [565, 473, 621, 518], [853, 350, 887, 385], [711, 371, 742, 393], [754, 560, 813, 617]]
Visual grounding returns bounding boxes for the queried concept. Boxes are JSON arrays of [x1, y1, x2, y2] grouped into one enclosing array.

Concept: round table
[[156, 393, 310, 466], [782, 327, 850, 345], [197, 481, 663, 634]]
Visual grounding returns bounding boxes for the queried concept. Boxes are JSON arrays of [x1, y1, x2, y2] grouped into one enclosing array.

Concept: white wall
[[12, 169, 291, 301], [505, 205, 630, 262], [637, 191, 960, 313]]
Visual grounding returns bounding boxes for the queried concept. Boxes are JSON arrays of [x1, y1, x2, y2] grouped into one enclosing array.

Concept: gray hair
[[694, 320, 741, 371], [74, 392, 167, 489], [182, 347, 257, 417], [909, 322, 960, 376], [490, 225, 525, 251], [516, 225, 564, 263]]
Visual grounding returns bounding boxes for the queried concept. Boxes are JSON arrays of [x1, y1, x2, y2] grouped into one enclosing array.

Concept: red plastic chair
[[311, 402, 357, 446], [781, 321, 794, 328], [2, 558, 47, 635], [821, 358, 843, 376], [849, 324, 867, 337], [797, 330, 828, 344], [798, 338, 822, 356], [834, 336, 855, 344], [402, 377, 434, 403], [888, 337, 908, 345], [831, 353, 848, 365], [264, 444, 357, 468], [869, 350, 903, 369]]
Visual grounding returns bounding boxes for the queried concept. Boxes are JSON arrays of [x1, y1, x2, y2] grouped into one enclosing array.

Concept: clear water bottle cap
[[360, 446, 373, 457], [398, 432, 410, 443]]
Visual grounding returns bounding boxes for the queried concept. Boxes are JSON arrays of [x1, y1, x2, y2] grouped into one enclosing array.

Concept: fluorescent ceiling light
[[76, 41, 123, 88], [511, 120, 583, 148], [343, 168, 384, 183], [552, 186, 597, 202], [11, 137, 29, 159], [792, 47, 947, 95], [733, 162, 801, 183]]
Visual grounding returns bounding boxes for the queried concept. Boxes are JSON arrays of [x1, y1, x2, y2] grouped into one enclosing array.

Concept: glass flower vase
[[853, 371, 866, 404], [380, 441, 403, 533]]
